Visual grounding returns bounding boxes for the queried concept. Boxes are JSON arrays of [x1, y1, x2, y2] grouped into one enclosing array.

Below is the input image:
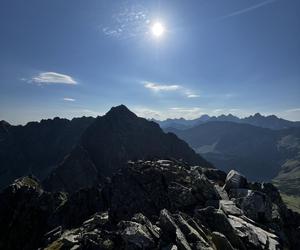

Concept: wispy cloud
[[63, 97, 75, 102], [101, 3, 150, 40], [132, 107, 162, 119], [186, 94, 200, 98], [219, 0, 276, 20], [168, 107, 206, 119], [143, 81, 181, 92], [212, 108, 224, 114], [285, 108, 300, 113], [31, 72, 77, 85], [142, 81, 200, 98]]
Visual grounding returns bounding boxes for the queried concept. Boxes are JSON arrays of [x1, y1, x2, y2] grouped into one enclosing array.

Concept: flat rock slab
[[219, 200, 244, 216]]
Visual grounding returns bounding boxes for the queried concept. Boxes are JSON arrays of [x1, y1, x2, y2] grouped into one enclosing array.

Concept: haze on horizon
[[0, 0, 300, 125]]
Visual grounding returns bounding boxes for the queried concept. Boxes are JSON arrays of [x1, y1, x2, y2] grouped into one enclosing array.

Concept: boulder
[[211, 231, 235, 250], [44, 212, 117, 250], [232, 190, 273, 222], [118, 221, 155, 249], [168, 182, 197, 209], [194, 207, 246, 250], [215, 184, 229, 200], [219, 200, 244, 216], [158, 209, 215, 250], [192, 174, 220, 203], [223, 170, 248, 191], [175, 214, 213, 250], [200, 167, 227, 184], [228, 215, 281, 250], [159, 209, 190, 249], [131, 213, 160, 239], [82, 211, 109, 231]]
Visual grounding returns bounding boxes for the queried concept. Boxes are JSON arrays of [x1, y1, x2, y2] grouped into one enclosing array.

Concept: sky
[[0, 0, 300, 124]]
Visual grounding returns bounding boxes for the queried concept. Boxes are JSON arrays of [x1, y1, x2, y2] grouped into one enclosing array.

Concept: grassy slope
[[272, 151, 300, 213], [280, 193, 300, 213]]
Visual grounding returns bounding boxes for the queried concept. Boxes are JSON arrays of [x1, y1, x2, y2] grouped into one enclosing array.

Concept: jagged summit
[[106, 104, 136, 116], [0, 120, 10, 130], [0, 120, 10, 126], [44, 105, 212, 192], [0, 116, 94, 188]]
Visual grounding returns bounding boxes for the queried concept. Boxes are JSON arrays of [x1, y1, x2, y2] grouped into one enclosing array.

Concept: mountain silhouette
[[44, 105, 212, 192], [0, 117, 94, 188]]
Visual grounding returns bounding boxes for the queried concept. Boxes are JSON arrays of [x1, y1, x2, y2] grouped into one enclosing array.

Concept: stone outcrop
[[223, 170, 248, 191], [0, 160, 299, 250]]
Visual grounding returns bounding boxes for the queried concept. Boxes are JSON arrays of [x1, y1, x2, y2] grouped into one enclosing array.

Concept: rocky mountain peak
[[198, 114, 210, 121], [105, 104, 137, 119], [44, 106, 212, 192], [0, 120, 10, 126], [0, 120, 10, 131], [253, 112, 262, 117]]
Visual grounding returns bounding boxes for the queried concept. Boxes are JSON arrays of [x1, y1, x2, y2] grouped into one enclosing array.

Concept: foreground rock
[[0, 160, 299, 250]]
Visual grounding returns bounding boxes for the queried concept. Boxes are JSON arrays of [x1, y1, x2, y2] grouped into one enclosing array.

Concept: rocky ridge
[[0, 116, 95, 188], [0, 160, 299, 250], [44, 105, 211, 193]]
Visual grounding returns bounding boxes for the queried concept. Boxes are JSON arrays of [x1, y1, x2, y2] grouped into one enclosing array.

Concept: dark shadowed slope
[[44, 105, 212, 192], [0, 117, 94, 189], [167, 122, 300, 182]]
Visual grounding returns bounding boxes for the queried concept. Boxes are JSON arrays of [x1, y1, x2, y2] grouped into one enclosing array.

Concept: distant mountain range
[[153, 113, 300, 130]]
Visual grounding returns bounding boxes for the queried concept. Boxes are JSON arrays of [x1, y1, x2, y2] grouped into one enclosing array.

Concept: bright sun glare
[[151, 22, 165, 37]]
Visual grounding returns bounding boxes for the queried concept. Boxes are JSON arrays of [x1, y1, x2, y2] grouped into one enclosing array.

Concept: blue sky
[[0, 0, 299, 124]]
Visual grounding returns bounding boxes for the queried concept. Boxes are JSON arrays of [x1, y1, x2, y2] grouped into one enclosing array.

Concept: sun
[[151, 22, 165, 37]]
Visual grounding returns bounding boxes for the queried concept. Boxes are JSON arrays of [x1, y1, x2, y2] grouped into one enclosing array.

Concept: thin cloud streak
[[142, 80, 200, 98], [285, 108, 300, 113], [143, 81, 181, 91], [63, 97, 75, 102], [219, 0, 276, 20], [187, 94, 200, 98]]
